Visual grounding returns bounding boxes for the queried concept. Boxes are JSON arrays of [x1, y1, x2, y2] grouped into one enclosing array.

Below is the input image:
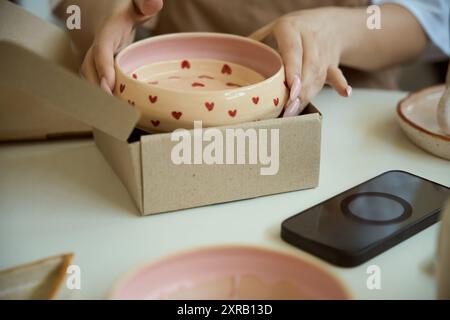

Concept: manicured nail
[[346, 85, 353, 97], [100, 77, 112, 95], [284, 98, 292, 109], [290, 75, 301, 101], [284, 98, 300, 118]]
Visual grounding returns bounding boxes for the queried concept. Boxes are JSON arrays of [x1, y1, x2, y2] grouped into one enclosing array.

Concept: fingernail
[[284, 98, 292, 109], [346, 85, 353, 97], [284, 98, 300, 118], [290, 75, 301, 101], [100, 77, 112, 95]]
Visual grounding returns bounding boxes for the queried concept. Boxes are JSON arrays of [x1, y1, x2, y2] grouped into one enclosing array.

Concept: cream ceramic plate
[[110, 246, 351, 300], [397, 85, 450, 160]]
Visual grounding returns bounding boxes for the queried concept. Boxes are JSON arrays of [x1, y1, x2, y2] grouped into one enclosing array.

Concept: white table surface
[[1, 88, 449, 300]]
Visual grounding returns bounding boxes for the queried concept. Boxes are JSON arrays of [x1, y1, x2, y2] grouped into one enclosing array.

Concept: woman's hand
[[250, 8, 353, 117], [250, 4, 428, 117], [80, 0, 163, 93]]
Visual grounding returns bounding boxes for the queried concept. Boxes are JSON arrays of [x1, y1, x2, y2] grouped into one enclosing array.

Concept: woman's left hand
[[249, 8, 353, 117]]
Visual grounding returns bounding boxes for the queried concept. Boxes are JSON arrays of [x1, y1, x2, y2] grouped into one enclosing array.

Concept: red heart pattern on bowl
[[221, 64, 232, 75], [228, 109, 237, 118], [181, 60, 191, 69], [114, 33, 288, 132], [149, 95, 158, 104], [172, 111, 183, 120], [117, 59, 286, 125], [273, 98, 279, 107]]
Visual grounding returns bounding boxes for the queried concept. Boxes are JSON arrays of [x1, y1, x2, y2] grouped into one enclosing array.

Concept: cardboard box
[[0, 1, 322, 215], [0, 0, 90, 141]]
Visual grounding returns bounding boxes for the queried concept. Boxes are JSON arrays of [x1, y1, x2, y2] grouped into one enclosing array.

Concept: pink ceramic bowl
[[397, 85, 450, 160], [110, 246, 351, 300], [114, 33, 288, 133]]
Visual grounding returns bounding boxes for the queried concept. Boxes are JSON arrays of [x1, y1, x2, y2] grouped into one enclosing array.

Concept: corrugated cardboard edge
[[94, 130, 144, 213], [140, 108, 322, 215]]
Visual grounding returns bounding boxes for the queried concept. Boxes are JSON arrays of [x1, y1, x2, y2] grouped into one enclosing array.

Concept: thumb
[[272, 20, 303, 90], [251, 20, 302, 89], [133, 0, 163, 18]]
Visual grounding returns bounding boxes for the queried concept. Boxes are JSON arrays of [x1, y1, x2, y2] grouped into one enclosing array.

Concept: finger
[[133, 0, 163, 19], [299, 78, 323, 108], [284, 98, 311, 118], [326, 66, 352, 97], [100, 77, 112, 95], [248, 22, 275, 42], [80, 47, 100, 85], [298, 33, 325, 105], [92, 35, 116, 90], [283, 98, 300, 117], [272, 19, 303, 98]]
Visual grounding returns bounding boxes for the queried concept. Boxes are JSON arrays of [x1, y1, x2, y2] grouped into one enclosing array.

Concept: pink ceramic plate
[[110, 246, 351, 300], [114, 33, 288, 133], [397, 85, 450, 160]]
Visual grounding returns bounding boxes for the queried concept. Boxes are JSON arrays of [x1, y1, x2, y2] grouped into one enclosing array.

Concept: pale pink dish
[[114, 33, 288, 133], [397, 85, 450, 160], [110, 246, 351, 300]]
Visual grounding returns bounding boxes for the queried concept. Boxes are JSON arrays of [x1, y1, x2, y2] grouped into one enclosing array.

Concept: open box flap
[[0, 0, 80, 73], [0, 41, 140, 141]]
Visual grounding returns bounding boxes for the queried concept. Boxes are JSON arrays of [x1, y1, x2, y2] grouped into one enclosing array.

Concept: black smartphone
[[281, 171, 450, 267]]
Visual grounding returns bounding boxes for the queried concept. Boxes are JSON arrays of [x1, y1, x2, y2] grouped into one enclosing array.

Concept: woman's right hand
[[249, 8, 352, 117], [80, 0, 163, 93]]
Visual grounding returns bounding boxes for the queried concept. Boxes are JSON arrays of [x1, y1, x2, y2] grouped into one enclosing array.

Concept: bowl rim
[[108, 244, 353, 300], [115, 32, 286, 95], [397, 84, 450, 142]]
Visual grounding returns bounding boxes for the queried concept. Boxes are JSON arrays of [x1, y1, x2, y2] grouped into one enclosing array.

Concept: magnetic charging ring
[[341, 192, 412, 225]]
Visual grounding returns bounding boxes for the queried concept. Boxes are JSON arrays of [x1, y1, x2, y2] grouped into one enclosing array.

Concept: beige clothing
[[154, 0, 365, 35], [152, 0, 398, 89], [53, 0, 399, 89]]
